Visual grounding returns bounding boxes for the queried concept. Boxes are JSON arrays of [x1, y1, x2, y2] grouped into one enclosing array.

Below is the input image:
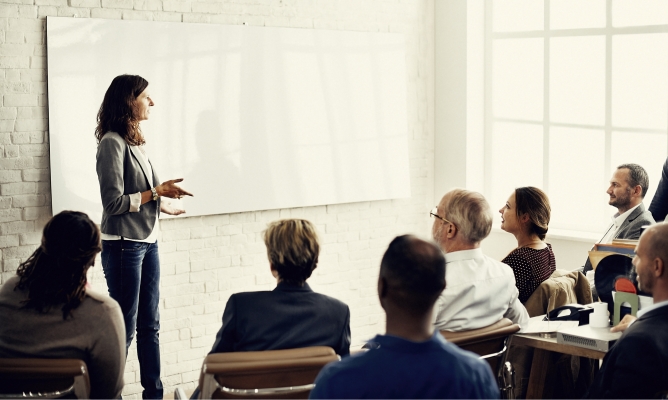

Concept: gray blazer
[[96, 132, 160, 240], [612, 203, 655, 240], [583, 203, 655, 273]]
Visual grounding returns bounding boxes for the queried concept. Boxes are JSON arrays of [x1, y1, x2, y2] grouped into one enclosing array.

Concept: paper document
[[522, 316, 579, 334]]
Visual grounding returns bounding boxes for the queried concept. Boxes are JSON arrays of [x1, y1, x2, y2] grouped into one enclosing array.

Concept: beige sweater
[[0, 276, 125, 399]]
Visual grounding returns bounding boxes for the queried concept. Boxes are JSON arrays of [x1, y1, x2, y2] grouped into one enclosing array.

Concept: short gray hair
[[443, 189, 493, 244], [618, 163, 649, 198]]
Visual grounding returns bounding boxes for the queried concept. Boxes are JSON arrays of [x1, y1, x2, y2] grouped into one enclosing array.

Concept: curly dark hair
[[15, 211, 102, 319], [94, 74, 149, 146]]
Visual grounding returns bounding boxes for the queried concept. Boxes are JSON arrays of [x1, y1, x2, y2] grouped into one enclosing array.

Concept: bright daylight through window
[[486, 0, 668, 235]]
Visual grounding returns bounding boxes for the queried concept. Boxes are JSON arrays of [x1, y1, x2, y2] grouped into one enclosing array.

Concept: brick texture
[[0, 0, 435, 398]]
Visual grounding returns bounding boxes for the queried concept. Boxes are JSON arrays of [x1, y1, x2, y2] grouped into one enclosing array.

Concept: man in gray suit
[[583, 163, 655, 277]]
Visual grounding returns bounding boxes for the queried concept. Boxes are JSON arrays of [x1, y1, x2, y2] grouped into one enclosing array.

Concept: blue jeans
[[102, 240, 164, 399]]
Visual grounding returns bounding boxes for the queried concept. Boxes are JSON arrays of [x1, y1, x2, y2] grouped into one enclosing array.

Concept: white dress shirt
[[433, 248, 530, 332]]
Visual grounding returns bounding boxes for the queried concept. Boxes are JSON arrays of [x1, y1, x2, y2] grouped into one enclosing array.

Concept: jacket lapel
[[129, 146, 152, 187], [637, 303, 668, 322], [614, 204, 645, 239]]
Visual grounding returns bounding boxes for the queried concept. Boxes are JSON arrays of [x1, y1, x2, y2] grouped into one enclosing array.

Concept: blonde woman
[[209, 219, 349, 354], [190, 219, 351, 398]]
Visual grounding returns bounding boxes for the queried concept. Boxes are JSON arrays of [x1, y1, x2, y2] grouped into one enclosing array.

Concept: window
[[486, 0, 668, 235]]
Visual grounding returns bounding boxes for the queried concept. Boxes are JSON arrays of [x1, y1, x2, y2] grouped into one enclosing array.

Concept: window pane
[[613, 0, 668, 27], [611, 131, 668, 206], [493, 38, 544, 121], [549, 127, 608, 232], [551, 0, 606, 29], [550, 36, 605, 126], [490, 122, 543, 221], [493, 0, 544, 32], [612, 33, 668, 130]]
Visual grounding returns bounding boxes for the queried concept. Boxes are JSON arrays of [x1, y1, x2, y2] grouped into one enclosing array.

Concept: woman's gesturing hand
[[161, 201, 185, 216], [156, 178, 193, 199]]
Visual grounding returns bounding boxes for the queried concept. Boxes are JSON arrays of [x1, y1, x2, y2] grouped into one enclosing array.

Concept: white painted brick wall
[[0, 0, 435, 397]]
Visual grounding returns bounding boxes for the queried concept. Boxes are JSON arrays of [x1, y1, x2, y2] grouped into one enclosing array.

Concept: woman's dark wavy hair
[[15, 211, 102, 320], [95, 74, 148, 146], [515, 186, 551, 241]]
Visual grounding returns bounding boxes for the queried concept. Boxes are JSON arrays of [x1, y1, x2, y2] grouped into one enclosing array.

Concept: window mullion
[[543, 0, 550, 194], [605, 0, 612, 176]]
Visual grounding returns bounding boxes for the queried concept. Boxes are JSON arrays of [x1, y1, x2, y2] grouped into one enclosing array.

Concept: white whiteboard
[[47, 17, 410, 222]]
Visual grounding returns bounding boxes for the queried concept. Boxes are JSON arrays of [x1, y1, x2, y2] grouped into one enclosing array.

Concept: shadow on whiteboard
[[47, 17, 411, 223]]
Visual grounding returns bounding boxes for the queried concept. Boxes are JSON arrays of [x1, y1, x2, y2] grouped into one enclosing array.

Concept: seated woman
[[0, 211, 125, 399], [208, 218, 350, 355], [499, 187, 556, 303], [190, 219, 351, 398]]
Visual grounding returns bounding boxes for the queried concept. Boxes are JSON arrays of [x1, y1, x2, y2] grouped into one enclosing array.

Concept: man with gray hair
[[431, 189, 529, 332], [583, 163, 655, 277]]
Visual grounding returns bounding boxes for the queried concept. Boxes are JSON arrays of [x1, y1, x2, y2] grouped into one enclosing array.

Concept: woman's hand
[[161, 200, 186, 216], [156, 178, 193, 199]]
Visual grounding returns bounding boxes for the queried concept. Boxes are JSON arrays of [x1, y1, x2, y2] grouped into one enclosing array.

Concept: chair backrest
[[441, 318, 520, 375], [199, 346, 339, 399], [0, 358, 90, 399]]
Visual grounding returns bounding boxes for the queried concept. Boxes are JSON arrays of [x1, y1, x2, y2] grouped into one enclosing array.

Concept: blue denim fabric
[[102, 240, 164, 399]]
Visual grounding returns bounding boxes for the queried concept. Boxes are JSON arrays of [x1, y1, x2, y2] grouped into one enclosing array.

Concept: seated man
[[309, 235, 499, 399], [584, 163, 655, 276], [586, 222, 668, 398], [431, 188, 529, 331], [0, 211, 125, 399], [191, 219, 350, 398]]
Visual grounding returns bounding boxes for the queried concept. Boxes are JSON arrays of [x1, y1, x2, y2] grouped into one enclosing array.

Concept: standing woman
[[95, 74, 192, 399], [499, 186, 556, 303]]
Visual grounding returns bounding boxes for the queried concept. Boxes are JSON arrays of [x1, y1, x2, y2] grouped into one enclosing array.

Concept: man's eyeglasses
[[430, 207, 452, 225]]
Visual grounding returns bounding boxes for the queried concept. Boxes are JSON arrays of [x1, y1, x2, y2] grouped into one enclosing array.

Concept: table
[[511, 333, 606, 399]]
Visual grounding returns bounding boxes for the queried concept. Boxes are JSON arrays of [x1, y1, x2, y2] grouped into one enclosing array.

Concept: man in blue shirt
[[309, 235, 500, 399]]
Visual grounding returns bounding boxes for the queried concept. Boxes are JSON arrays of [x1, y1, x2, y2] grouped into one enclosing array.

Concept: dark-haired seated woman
[[191, 219, 351, 398], [0, 211, 125, 399], [499, 187, 556, 303]]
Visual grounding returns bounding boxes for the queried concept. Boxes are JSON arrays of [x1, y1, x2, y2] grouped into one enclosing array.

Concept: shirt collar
[[637, 298, 668, 319], [444, 248, 484, 264], [273, 281, 313, 293], [612, 203, 641, 229]]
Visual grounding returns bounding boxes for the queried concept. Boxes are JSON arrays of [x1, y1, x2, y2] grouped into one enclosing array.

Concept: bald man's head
[[634, 223, 668, 294]]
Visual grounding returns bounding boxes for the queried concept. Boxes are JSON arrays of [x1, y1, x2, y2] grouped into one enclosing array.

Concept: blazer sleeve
[[587, 333, 660, 399], [649, 157, 668, 222], [209, 295, 237, 354], [335, 306, 351, 356], [96, 136, 132, 216]]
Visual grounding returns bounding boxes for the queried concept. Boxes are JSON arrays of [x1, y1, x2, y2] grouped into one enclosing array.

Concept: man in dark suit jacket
[[191, 219, 350, 399], [584, 164, 655, 275], [649, 156, 668, 222], [587, 222, 668, 398]]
